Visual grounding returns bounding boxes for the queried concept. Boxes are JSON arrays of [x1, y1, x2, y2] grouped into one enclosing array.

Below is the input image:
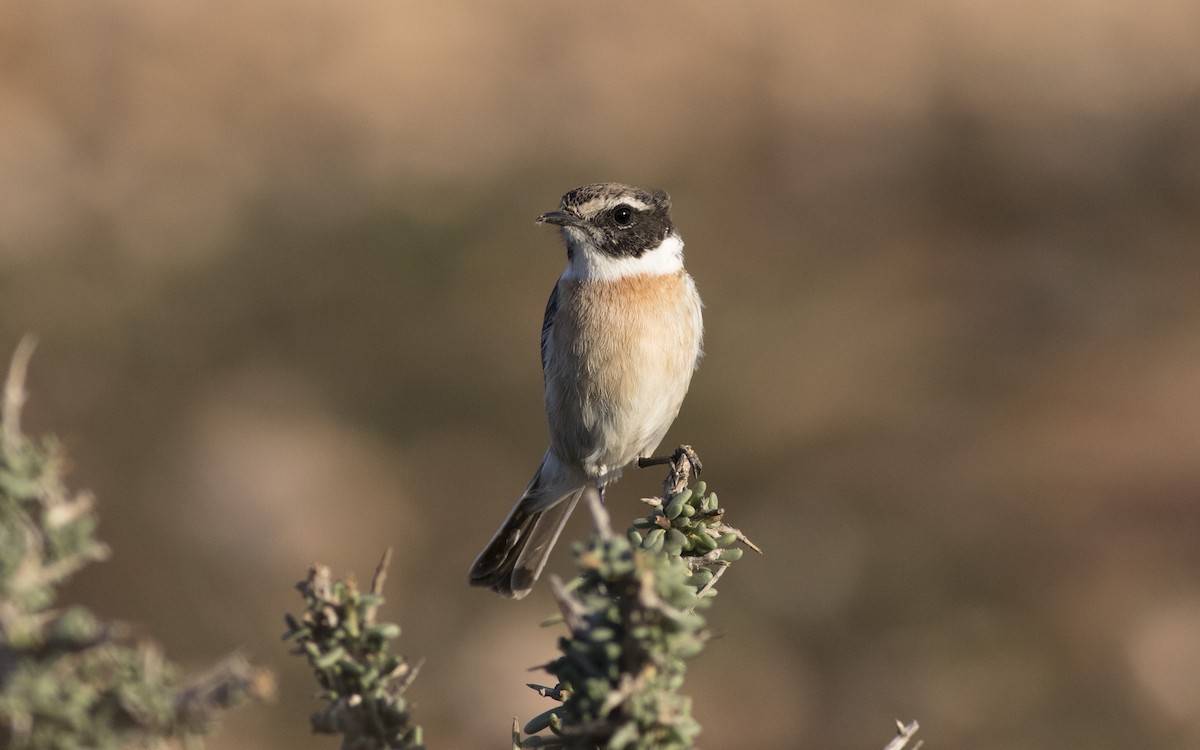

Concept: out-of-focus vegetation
[[283, 551, 423, 750], [3, 2, 1200, 748], [0, 340, 271, 748]]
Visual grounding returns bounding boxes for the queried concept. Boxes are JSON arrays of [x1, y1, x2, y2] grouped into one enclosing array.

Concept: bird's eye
[[612, 205, 634, 226]]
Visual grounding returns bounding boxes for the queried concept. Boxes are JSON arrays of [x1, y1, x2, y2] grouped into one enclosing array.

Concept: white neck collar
[[561, 232, 685, 282]]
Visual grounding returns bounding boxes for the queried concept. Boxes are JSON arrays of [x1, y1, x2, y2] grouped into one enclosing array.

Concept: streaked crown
[[537, 182, 675, 259]]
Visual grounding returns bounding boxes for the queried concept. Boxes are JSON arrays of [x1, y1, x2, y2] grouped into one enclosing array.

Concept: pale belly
[[543, 271, 702, 484]]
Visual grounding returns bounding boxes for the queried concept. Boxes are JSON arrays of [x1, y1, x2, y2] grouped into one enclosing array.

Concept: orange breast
[[545, 271, 703, 473]]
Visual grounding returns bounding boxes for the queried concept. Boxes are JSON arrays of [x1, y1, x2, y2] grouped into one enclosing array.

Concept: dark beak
[[536, 210, 582, 228]]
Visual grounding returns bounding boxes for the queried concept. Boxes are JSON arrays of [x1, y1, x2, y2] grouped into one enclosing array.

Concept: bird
[[468, 182, 704, 598]]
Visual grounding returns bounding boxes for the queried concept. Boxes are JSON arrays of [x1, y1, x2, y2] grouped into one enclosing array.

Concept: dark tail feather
[[469, 486, 585, 599]]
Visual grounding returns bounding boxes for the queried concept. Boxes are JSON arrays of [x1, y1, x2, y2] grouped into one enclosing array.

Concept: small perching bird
[[468, 183, 703, 598]]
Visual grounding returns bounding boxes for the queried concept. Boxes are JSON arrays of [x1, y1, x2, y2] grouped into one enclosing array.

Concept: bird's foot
[[637, 444, 702, 475], [638, 444, 702, 498]]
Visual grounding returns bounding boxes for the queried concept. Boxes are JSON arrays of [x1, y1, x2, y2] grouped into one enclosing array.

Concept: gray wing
[[540, 282, 559, 382]]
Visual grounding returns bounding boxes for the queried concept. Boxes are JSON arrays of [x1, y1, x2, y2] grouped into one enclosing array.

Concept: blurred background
[[4, 1, 1200, 748]]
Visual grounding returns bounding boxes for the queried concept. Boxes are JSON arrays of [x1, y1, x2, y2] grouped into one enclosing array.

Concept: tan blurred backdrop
[[4, 1, 1200, 748]]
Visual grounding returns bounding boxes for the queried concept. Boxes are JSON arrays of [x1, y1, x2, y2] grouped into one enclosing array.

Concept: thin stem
[[3, 334, 37, 455]]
